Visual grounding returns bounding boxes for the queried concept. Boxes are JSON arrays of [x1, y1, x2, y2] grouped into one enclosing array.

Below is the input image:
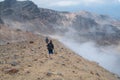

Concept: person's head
[[50, 40, 52, 43]]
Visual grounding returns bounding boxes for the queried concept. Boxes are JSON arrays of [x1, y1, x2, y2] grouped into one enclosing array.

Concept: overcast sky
[[0, 0, 120, 19]]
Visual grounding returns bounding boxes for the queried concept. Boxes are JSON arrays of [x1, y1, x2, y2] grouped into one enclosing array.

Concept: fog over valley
[[58, 36, 120, 76], [50, 26, 120, 76]]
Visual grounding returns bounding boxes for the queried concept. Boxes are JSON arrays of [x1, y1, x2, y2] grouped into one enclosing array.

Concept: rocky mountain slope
[[0, 36, 120, 80], [0, 0, 120, 80], [0, 25, 38, 45], [0, 0, 120, 45]]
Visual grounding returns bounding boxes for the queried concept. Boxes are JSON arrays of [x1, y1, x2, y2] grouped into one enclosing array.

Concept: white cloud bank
[[49, 1, 79, 7], [57, 36, 120, 76], [0, 0, 116, 7], [32, 0, 119, 7], [0, 0, 119, 8], [48, 0, 106, 7]]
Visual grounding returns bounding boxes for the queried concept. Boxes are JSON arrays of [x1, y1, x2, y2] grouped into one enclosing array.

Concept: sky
[[0, 0, 120, 19]]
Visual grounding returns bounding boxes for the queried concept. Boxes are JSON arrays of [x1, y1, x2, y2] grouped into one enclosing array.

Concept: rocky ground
[[0, 25, 38, 45], [0, 35, 120, 80]]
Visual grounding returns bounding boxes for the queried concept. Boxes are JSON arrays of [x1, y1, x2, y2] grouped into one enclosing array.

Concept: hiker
[[45, 37, 49, 44], [47, 40, 54, 58]]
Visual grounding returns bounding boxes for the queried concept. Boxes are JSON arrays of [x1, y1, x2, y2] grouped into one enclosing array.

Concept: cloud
[[82, 0, 104, 5], [49, 1, 79, 7], [57, 34, 120, 76], [30, 0, 119, 8], [0, 0, 118, 7]]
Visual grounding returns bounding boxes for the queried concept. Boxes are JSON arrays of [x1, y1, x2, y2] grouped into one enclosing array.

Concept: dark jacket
[[47, 42, 54, 50]]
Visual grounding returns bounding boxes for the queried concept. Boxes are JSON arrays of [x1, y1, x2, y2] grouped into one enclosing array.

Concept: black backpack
[[47, 43, 54, 50]]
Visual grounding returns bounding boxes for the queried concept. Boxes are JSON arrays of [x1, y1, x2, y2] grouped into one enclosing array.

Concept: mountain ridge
[[0, 0, 120, 45]]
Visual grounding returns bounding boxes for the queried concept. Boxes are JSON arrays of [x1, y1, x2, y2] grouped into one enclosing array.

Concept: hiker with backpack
[[47, 40, 54, 59], [45, 37, 49, 44]]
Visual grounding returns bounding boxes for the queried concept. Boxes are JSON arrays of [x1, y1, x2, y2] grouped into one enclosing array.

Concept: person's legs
[[48, 50, 52, 59], [49, 50, 53, 59]]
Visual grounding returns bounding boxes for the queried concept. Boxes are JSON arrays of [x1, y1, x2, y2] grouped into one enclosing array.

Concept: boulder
[[2, 67, 19, 74]]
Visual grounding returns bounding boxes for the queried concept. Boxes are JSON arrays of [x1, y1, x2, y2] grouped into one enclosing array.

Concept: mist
[[58, 38, 120, 76], [50, 26, 120, 76]]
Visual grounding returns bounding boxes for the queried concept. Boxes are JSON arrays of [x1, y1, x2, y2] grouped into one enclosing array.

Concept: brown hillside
[[0, 35, 120, 80]]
